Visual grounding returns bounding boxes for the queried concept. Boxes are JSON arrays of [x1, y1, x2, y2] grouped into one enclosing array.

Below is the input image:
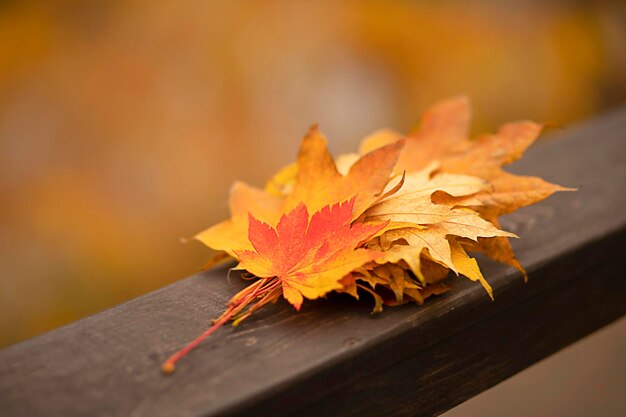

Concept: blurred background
[[1, 0, 625, 350]]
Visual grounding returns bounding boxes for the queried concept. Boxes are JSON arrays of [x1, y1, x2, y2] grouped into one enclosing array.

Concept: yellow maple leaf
[[359, 96, 572, 276], [197, 126, 404, 260], [285, 125, 404, 218]]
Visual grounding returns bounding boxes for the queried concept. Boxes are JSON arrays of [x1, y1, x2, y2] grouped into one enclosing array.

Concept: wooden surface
[[1, 108, 626, 417]]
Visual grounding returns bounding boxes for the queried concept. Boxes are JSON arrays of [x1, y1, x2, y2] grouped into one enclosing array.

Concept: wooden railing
[[1, 107, 625, 417]]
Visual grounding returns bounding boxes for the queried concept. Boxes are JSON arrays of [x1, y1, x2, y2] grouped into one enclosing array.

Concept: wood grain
[[1, 108, 625, 417]]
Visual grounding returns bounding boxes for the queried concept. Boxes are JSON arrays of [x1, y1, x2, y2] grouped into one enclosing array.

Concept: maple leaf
[[361, 164, 515, 281], [266, 126, 405, 214], [284, 125, 405, 218], [358, 96, 572, 275], [234, 198, 387, 310], [197, 126, 404, 263]]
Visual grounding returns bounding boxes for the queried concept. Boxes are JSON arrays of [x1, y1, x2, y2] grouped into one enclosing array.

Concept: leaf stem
[[161, 277, 278, 374]]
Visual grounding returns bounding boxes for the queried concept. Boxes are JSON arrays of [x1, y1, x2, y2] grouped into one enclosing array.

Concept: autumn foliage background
[[1, 1, 625, 348]]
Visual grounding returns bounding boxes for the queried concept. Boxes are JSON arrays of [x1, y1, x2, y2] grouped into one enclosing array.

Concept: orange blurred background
[[1, 0, 625, 347]]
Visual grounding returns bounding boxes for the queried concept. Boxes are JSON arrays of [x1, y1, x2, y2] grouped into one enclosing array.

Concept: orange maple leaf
[[162, 198, 386, 373], [235, 198, 387, 310]]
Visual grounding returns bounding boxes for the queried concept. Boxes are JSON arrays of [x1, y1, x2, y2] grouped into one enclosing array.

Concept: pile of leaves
[[162, 96, 571, 373]]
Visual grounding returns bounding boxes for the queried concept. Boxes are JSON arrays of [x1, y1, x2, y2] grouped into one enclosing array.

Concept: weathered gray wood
[[1, 108, 625, 417]]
